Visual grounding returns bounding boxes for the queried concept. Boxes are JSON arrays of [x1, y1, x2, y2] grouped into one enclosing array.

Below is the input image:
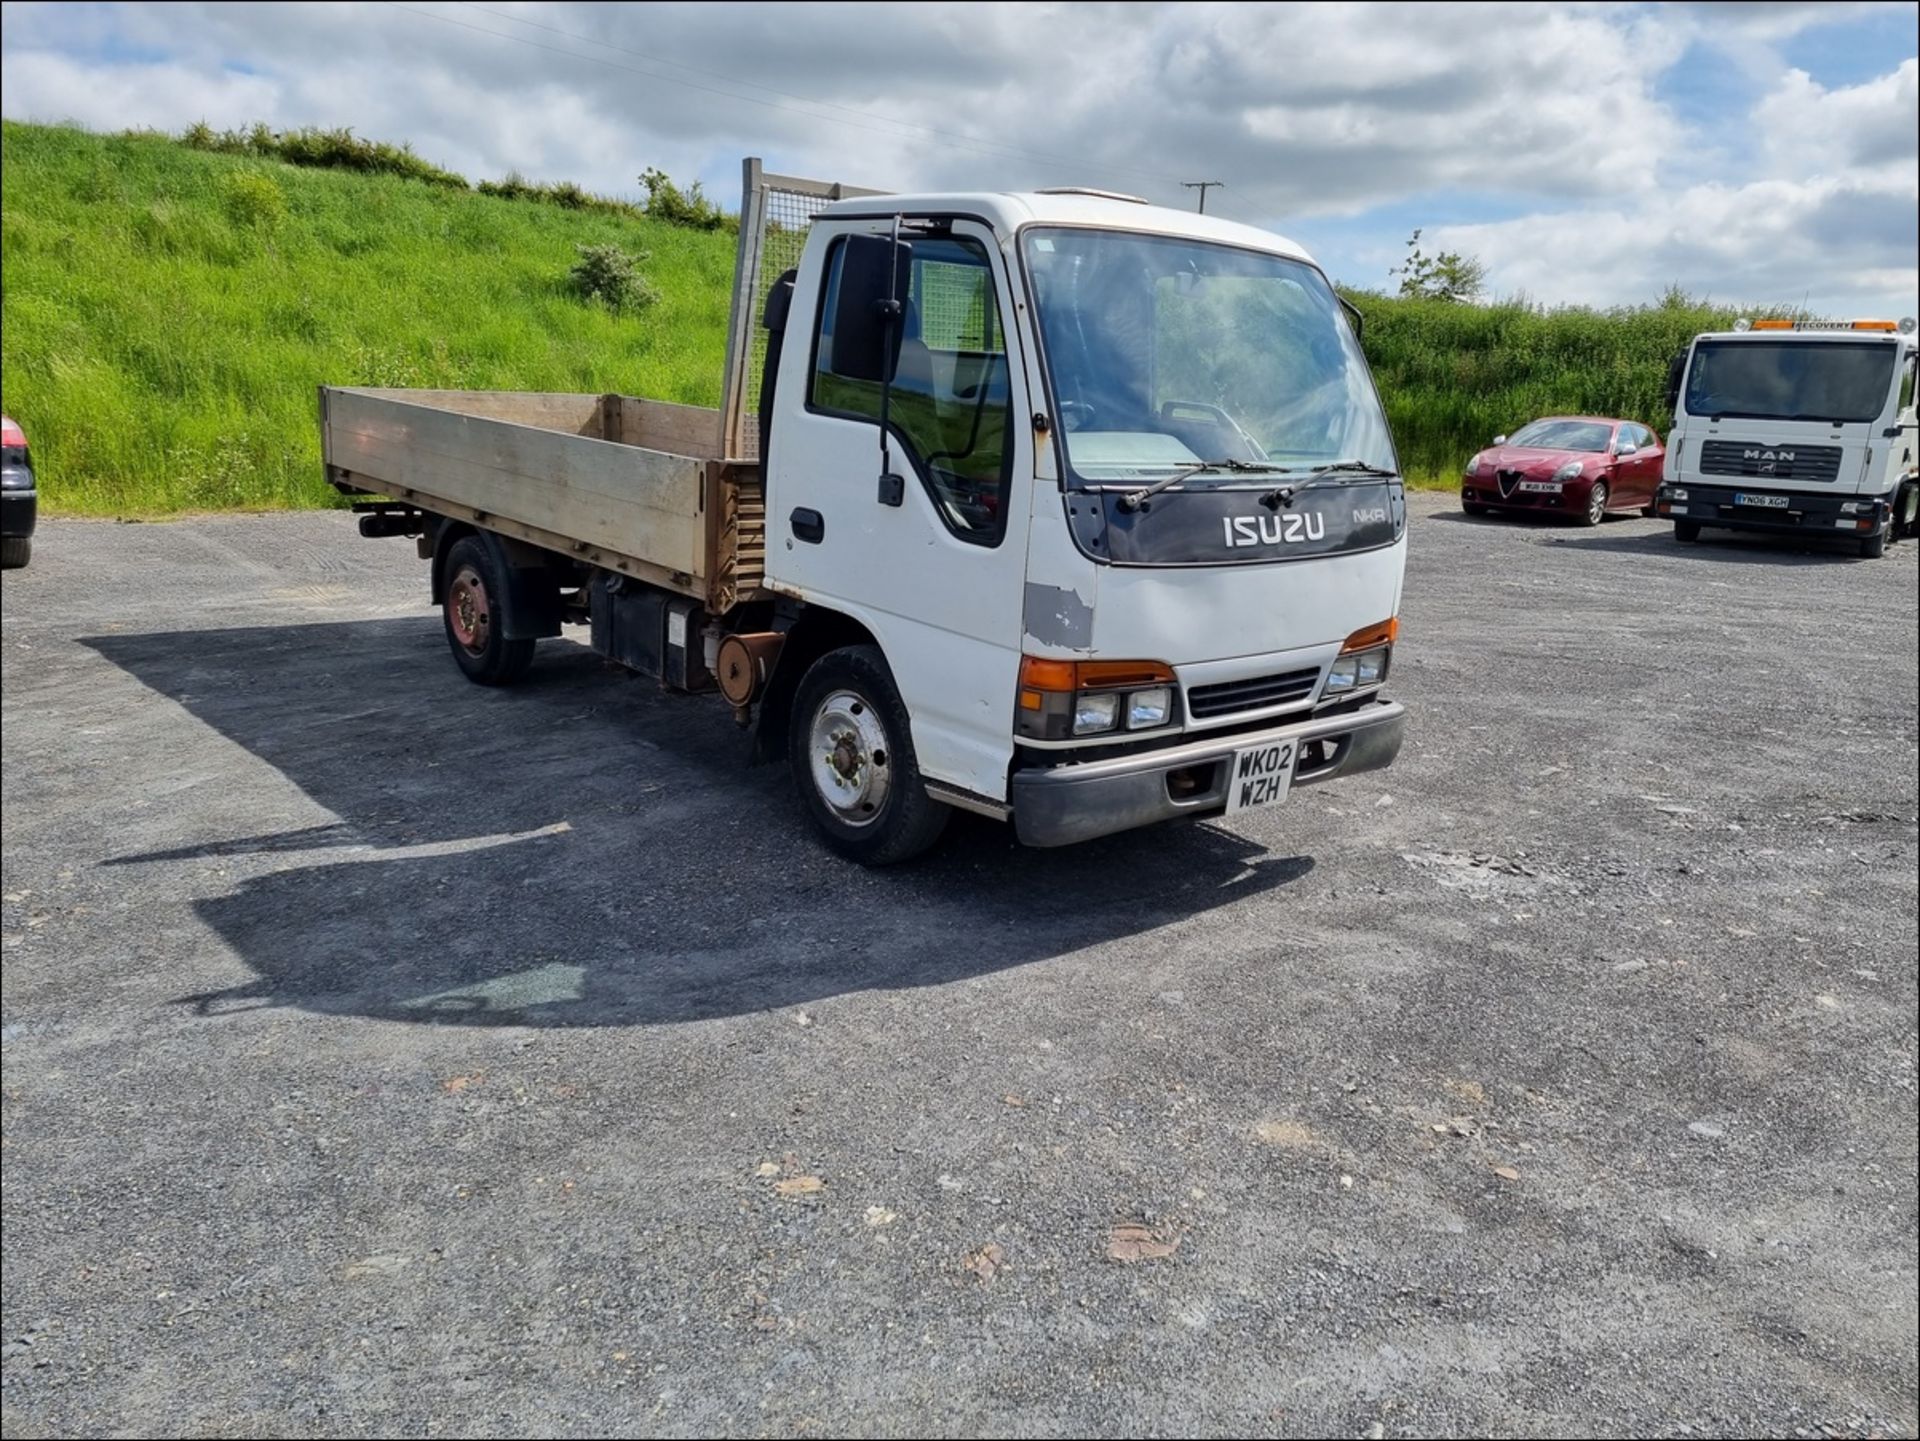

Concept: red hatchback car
[[1461, 416, 1665, 526]]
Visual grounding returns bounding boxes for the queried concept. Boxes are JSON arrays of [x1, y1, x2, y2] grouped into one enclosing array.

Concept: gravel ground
[[2, 493, 1916, 1439]]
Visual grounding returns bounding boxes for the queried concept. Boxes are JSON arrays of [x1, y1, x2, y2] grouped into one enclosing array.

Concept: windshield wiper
[[1116, 458, 1287, 512], [1257, 460, 1399, 507]]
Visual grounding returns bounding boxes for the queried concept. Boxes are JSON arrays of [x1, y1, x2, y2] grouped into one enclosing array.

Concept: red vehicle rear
[[1460, 416, 1664, 526]]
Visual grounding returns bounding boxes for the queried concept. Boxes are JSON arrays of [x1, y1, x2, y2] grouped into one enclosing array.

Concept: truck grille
[[1699, 440, 1844, 484], [1186, 665, 1321, 719]]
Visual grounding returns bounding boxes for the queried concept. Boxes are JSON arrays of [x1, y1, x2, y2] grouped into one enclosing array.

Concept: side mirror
[[1616, 441, 1638, 456], [1493, 434, 1508, 446], [829, 234, 913, 385], [1664, 350, 1687, 413]]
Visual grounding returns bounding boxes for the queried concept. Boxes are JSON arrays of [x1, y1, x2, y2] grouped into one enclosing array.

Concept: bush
[[567, 243, 658, 311], [221, 171, 286, 233], [478, 170, 644, 221], [180, 121, 467, 189], [640, 167, 734, 232]]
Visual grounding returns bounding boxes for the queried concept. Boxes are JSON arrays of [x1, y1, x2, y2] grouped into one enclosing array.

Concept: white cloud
[[1425, 55, 1920, 318], [1757, 55, 1920, 172]]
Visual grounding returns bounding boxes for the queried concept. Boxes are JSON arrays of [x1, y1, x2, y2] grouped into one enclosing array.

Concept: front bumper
[[1656, 481, 1886, 537], [1, 488, 36, 539], [1462, 478, 1589, 512], [1011, 698, 1406, 847]]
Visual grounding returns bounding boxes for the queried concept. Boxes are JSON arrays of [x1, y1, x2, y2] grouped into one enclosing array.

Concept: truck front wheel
[[789, 645, 951, 864], [1673, 519, 1702, 544], [442, 536, 536, 685]]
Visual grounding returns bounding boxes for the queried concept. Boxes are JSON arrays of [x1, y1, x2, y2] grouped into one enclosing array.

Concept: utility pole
[[1182, 180, 1224, 214]]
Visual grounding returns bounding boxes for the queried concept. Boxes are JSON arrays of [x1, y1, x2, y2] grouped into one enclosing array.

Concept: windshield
[[1684, 340, 1898, 423], [1509, 419, 1612, 452], [1022, 228, 1396, 485]]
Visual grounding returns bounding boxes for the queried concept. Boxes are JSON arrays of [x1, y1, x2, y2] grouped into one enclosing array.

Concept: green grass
[[3, 119, 1758, 513], [1, 121, 736, 515], [1343, 288, 1744, 487]]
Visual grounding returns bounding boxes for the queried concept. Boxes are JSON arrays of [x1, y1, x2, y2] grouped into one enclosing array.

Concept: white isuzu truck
[[1655, 316, 1919, 558], [322, 162, 1407, 863]]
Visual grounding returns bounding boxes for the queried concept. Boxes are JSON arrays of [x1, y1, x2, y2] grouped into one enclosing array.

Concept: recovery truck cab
[[324, 164, 1408, 863], [1656, 316, 1919, 558]]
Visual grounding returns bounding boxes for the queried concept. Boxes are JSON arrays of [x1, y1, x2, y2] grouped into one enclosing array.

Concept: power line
[[383, 1, 1194, 195]]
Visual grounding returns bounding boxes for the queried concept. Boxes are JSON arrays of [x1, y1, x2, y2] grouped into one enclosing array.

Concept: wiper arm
[[1116, 458, 1287, 513], [1258, 460, 1399, 508]]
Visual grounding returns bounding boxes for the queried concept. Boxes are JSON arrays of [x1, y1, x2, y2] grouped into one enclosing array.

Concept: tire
[[1673, 519, 1702, 544], [442, 535, 536, 686], [1640, 502, 1659, 518], [1858, 521, 1888, 560], [1462, 499, 1488, 516], [788, 644, 951, 865], [1895, 480, 1919, 540], [0, 537, 29, 570], [1579, 479, 1609, 527]]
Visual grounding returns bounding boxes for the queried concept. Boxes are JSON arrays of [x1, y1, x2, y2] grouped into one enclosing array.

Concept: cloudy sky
[[3, 1, 1915, 316]]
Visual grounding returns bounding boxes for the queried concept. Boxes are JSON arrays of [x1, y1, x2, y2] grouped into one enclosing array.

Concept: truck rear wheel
[[1673, 519, 1701, 544], [788, 645, 950, 865], [442, 536, 536, 686]]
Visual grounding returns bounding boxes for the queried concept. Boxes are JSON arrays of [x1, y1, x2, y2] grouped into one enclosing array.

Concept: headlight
[[1553, 461, 1584, 482], [1465, 456, 1482, 476], [1073, 693, 1121, 735], [1126, 687, 1172, 729], [1325, 645, 1391, 694], [1017, 657, 1178, 741]]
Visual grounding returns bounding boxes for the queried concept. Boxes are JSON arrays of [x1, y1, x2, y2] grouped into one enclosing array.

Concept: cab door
[[764, 217, 1033, 799]]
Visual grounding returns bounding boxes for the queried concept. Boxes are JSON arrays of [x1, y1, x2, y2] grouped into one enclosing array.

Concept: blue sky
[[2, 1, 1914, 317]]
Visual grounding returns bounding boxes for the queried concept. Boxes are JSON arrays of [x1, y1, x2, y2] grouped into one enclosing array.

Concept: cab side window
[[811, 235, 1014, 545]]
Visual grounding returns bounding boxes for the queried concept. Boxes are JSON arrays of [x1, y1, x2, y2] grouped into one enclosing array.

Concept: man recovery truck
[[1656, 316, 1919, 558]]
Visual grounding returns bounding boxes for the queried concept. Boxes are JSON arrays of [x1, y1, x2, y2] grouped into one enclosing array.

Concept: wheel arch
[[430, 521, 562, 639], [749, 604, 883, 766]]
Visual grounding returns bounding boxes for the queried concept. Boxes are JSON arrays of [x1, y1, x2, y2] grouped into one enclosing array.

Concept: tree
[[1391, 229, 1487, 303]]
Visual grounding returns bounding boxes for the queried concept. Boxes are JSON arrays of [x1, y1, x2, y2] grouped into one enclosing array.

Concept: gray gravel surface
[[3, 494, 1916, 1439]]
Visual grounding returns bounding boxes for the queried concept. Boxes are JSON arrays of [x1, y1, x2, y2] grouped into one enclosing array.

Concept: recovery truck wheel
[[1673, 519, 1702, 544], [442, 535, 536, 686], [789, 645, 951, 865], [1858, 517, 1889, 560], [0, 537, 30, 569]]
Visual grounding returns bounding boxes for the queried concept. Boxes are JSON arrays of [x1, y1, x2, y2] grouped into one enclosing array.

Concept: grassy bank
[[1343, 289, 1739, 483], [3, 120, 1749, 512], [0, 121, 735, 514]]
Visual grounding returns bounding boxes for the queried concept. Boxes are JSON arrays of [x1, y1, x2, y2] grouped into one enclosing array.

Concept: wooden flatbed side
[[321, 387, 763, 612]]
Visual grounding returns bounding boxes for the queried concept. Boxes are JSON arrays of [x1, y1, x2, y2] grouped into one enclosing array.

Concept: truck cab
[[756, 189, 1406, 854], [1655, 317, 1920, 558]]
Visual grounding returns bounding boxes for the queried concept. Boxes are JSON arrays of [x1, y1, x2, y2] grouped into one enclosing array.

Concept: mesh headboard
[[720, 158, 887, 462]]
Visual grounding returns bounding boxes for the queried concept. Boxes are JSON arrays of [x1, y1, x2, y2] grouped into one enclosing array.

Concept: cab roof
[[816, 189, 1317, 266]]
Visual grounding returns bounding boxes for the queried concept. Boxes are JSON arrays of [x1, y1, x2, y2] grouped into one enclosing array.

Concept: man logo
[[1743, 447, 1794, 463], [1223, 512, 1327, 548]]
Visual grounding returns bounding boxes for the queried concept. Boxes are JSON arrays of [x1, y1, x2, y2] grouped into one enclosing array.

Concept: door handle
[[790, 507, 825, 544]]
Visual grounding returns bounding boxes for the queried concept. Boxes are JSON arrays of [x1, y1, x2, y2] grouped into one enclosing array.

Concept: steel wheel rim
[[808, 688, 892, 826], [447, 565, 490, 655], [1587, 484, 1607, 524]]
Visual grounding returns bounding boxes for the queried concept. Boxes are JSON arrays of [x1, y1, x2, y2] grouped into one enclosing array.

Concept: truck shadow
[[1538, 530, 1888, 565], [82, 620, 1313, 1028]]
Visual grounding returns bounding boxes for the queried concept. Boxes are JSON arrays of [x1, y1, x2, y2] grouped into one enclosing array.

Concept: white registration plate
[[1517, 480, 1562, 494], [1226, 739, 1299, 815], [1733, 492, 1789, 508]]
